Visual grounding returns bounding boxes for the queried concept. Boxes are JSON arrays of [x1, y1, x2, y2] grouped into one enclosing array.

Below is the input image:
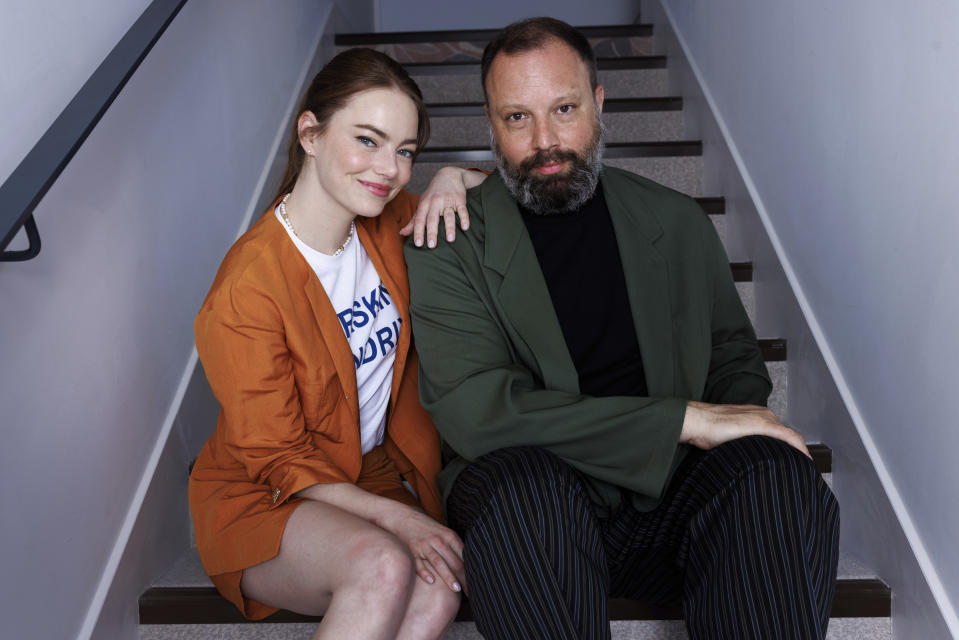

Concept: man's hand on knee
[[680, 401, 811, 458]]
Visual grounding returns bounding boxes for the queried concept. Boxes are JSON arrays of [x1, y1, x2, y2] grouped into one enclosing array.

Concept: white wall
[[376, 0, 640, 32], [0, 2, 363, 638], [657, 0, 959, 636]]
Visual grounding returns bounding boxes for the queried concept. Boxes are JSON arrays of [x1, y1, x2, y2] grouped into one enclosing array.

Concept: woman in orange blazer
[[188, 49, 481, 639]]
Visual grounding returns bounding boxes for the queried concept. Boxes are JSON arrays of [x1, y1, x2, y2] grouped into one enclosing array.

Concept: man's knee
[[451, 446, 585, 509], [472, 446, 576, 487], [719, 435, 822, 487], [447, 446, 591, 537], [710, 435, 839, 533]]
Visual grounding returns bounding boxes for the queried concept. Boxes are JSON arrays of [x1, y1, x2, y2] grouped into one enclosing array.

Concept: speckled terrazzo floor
[[140, 617, 892, 639]]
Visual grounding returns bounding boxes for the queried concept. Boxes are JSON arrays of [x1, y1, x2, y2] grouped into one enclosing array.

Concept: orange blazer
[[188, 191, 443, 577]]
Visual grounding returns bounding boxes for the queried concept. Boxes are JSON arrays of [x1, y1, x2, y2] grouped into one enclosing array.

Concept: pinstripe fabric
[[446, 436, 840, 640]]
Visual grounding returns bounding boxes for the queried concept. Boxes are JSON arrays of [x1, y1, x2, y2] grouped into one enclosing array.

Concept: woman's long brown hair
[[272, 47, 430, 202]]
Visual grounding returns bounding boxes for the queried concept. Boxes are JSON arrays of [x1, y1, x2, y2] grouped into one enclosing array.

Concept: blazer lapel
[[276, 225, 362, 425], [481, 177, 580, 393], [601, 171, 676, 398]]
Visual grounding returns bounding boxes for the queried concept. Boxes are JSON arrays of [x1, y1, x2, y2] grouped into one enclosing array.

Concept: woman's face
[[306, 87, 419, 220]]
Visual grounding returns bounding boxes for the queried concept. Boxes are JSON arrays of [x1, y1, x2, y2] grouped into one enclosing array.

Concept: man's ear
[[594, 85, 605, 114], [297, 111, 320, 154]]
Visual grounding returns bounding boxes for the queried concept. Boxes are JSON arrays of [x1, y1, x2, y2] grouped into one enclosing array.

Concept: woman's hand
[[378, 504, 467, 594], [400, 166, 486, 248]]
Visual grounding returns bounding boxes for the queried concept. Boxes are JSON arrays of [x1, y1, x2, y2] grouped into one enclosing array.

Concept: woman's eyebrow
[[355, 124, 416, 147]]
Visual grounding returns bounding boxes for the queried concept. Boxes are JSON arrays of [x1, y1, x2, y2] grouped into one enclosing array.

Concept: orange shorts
[[210, 444, 422, 619]]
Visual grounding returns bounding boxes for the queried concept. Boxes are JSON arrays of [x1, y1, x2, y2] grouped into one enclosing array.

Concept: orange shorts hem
[[210, 444, 421, 619]]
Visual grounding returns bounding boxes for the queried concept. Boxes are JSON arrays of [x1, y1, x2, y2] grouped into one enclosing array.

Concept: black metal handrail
[[0, 0, 188, 262]]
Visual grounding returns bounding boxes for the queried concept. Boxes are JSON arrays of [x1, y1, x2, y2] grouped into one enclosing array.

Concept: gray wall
[[0, 2, 370, 638], [376, 0, 640, 31], [657, 0, 959, 636], [0, 0, 151, 187]]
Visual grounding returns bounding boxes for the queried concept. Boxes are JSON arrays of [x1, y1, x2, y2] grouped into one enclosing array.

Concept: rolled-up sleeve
[[195, 277, 350, 509]]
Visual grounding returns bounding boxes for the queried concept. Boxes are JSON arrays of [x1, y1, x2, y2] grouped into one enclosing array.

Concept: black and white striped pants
[[446, 436, 840, 640]]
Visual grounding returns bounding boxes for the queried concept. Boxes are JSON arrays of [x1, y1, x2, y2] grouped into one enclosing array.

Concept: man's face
[[485, 39, 605, 214]]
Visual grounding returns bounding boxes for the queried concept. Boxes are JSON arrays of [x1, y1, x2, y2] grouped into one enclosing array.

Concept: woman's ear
[[297, 111, 320, 155]]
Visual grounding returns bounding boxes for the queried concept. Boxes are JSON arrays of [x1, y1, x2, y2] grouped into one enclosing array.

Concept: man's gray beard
[[492, 116, 606, 216]]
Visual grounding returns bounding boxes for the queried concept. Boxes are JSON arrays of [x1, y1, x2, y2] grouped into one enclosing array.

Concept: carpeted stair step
[[140, 619, 892, 640], [139, 540, 888, 637], [335, 24, 655, 64]]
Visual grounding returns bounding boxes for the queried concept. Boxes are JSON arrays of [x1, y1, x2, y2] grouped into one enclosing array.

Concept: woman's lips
[[359, 180, 391, 197]]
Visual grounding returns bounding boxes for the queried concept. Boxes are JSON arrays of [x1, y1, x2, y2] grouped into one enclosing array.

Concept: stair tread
[[156, 480, 852, 592], [141, 577, 888, 625], [405, 55, 667, 75], [336, 24, 654, 46], [139, 618, 893, 640]]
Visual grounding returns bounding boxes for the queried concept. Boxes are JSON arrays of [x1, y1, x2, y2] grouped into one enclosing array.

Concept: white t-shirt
[[276, 208, 400, 454]]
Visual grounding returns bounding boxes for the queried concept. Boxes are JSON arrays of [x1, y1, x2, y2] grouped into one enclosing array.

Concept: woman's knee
[[405, 582, 461, 638], [427, 584, 462, 628], [343, 530, 416, 596]]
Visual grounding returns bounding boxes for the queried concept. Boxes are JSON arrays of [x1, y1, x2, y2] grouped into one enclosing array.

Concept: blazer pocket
[[297, 377, 344, 443]]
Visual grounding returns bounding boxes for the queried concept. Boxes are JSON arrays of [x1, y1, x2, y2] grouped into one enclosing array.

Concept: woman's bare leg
[[240, 500, 416, 640], [395, 574, 461, 640]]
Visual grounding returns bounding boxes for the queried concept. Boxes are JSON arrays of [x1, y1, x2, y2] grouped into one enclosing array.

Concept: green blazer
[[404, 166, 770, 511]]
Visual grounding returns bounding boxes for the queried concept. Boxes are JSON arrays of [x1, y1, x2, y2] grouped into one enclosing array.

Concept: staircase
[[138, 23, 893, 640]]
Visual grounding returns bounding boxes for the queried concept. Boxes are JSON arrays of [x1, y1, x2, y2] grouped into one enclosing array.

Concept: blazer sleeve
[[404, 240, 687, 502], [195, 274, 352, 509]]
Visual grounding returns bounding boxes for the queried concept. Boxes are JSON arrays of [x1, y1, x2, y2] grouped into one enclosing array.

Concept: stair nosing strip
[[335, 24, 655, 46], [730, 261, 752, 283], [139, 578, 889, 625], [405, 55, 667, 75], [758, 338, 787, 362], [695, 197, 726, 214]]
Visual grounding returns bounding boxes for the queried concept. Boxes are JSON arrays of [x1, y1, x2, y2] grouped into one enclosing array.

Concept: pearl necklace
[[278, 193, 355, 257]]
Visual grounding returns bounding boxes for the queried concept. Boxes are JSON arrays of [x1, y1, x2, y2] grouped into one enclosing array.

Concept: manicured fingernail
[[428, 239, 435, 248], [447, 233, 454, 242], [426, 575, 435, 584], [453, 581, 462, 592], [415, 237, 422, 246]]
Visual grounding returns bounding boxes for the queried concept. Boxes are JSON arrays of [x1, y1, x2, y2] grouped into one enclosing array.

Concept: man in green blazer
[[404, 17, 839, 640]]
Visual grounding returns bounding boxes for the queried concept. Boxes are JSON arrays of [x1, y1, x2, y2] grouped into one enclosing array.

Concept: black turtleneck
[[520, 186, 648, 398]]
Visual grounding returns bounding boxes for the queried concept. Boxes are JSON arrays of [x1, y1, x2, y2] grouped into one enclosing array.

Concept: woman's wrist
[[370, 498, 416, 532]]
